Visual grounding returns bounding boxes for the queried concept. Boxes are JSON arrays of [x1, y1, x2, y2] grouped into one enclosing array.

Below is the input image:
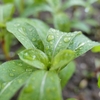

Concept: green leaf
[[18, 70, 62, 100], [19, 49, 49, 70], [3, 0, 14, 3], [44, 28, 100, 60], [63, 0, 86, 10], [6, 18, 49, 49], [59, 61, 76, 88], [21, 3, 52, 17], [92, 45, 100, 52], [98, 75, 100, 88], [0, 60, 35, 100], [50, 50, 75, 71], [66, 98, 77, 100], [54, 12, 71, 32], [46, 0, 61, 13], [0, 4, 14, 25]]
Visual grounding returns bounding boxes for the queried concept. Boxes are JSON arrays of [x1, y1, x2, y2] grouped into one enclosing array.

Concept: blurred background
[[0, 0, 100, 100]]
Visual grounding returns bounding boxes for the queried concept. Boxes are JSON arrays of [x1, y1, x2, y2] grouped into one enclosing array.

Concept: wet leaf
[[50, 50, 75, 71], [18, 70, 62, 100], [18, 49, 49, 70], [0, 60, 35, 100]]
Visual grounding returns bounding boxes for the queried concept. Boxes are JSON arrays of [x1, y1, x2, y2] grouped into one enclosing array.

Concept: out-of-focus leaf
[[0, 4, 14, 24], [63, 0, 85, 10], [0, 60, 35, 100], [18, 70, 62, 100], [98, 75, 100, 88], [54, 12, 71, 32], [92, 45, 100, 52], [19, 49, 49, 70], [50, 50, 75, 71], [72, 20, 90, 33], [59, 61, 76, 88], [21, 3, 52, 17]]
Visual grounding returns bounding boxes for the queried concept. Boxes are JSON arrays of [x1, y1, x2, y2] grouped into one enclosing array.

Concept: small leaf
[[98, 75, 100, 88], [50, 50, 75, 71], [92, 46, 100, 53], [18, 70, 62, 100], [18, 49, 49, 70], [0, 60, 35, 100], [59, 61, 76, 88], [63, 0, 86, 10], [0, 4, 14, 24]]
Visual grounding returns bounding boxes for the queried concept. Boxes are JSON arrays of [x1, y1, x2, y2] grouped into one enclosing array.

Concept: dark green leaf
[[19, 49, 49, 70], [59, 61, 76, 88], [18, 70, 62, 100], [50, 50, 75, 71], [0, 60, 35, 100]]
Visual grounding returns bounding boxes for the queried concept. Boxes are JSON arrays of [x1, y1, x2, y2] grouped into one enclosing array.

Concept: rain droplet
[[47, 34, 54, 42], [26, 68, 32, 72], [10, 73, 14, 77], [64, 37, 70, 42]]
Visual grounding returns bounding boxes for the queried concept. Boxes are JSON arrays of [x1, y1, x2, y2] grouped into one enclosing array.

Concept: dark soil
[[63, 51, 100, 100]]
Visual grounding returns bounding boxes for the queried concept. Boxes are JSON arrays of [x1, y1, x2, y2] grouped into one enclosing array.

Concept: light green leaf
[[46, 0, 61, 13], [44, 28, 100, 59], [59, 61, 76, 88], [98, 75, 100, 88], [21, 3, 52, 17], [50, 50, 75, 71], [66, 98, 77, 100], [6, 18, 49, 49], [18, 70, 62, 100], [54, 12, 71, 32], [19, 49, 49, 70], [3, 0, 14, 3], [63, 0, 86, 10], [0, 4, 14, 25], [92, 45, 100, 52], [0, 60, 35, 100]]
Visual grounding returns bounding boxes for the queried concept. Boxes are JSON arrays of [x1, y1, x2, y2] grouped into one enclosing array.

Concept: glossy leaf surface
[[0, 60, 35, 100], [44, 28, 100, 60], [19, 49, 49, 70], [6, 18, 49, 49], [50, 50, 75, 71], [18, 70, 62, 100]]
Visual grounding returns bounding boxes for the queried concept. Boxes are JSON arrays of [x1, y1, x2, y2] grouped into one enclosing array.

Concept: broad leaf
[[59, 61, 76, 88], [44, 28, 100, 60], [18, 70, 62, 100], [6, 18, 49, 49], [92, 45, 100, 52], [50, 50, 75, 71], [19, 49, 49, 70], [0, 60, 35, 100]]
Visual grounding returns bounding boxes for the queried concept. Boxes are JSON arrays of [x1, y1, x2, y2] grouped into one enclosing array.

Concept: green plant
[[0, 3, 14, 60], [0, 18, 99, 100]]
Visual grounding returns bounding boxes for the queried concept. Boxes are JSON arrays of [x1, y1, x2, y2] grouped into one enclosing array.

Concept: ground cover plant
[[0, 18, 100, 100]]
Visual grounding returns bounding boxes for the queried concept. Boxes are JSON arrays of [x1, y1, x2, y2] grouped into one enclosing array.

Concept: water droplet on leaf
[[64, 37, 70, 42], [47, 34, 54, 42], [26, 68, 32, 72]]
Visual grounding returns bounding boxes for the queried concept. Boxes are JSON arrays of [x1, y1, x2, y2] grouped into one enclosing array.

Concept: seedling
[[0, 18, 99, 100]]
